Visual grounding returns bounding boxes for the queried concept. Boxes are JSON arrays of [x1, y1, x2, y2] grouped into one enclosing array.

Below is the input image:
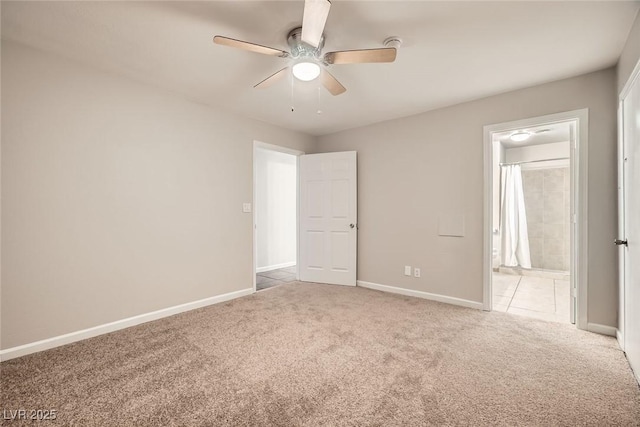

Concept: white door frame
[[252, 140, 304, 292], [617, 57, 640, 350], [482, 109, 589, 330], [617, 97, 626, 350]]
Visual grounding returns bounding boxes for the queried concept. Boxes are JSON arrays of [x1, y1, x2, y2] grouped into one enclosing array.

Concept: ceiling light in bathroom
[[510, 131, 532, 142]]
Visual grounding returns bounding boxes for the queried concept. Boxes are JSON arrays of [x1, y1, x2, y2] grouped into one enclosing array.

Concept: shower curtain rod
[[499, 157, 570, 166]]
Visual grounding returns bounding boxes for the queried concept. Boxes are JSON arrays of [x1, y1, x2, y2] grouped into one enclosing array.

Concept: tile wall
[[522, 167, 570, 271]]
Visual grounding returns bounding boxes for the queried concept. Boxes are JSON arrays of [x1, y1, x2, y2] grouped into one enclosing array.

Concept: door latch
[[614, 239, 628, 246]]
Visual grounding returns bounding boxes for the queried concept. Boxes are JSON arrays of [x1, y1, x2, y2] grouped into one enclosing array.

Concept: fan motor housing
[[287, 27, 324, 60]]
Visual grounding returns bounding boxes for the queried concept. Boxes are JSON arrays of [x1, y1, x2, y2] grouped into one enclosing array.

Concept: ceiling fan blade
[[254, 67, 290, 89], [301, 0, 331, 48], [213, 36, 289, 58], [324, 48, 397, 65], [320, 69, 346, 96]]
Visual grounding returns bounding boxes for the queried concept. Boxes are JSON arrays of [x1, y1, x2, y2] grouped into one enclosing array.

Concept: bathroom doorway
[[483, 110, 588, 328]]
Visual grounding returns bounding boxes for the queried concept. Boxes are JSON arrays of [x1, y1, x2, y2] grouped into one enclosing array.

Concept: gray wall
[[0, 41, 314, 349], [317, 68, 618, 328]]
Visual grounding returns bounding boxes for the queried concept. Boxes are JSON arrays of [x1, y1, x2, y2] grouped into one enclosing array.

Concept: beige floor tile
[[507, 307, 559, 322], [510, 294, 555, 313], [492, 295, 513, 306], [555, 311, 571, 324], [492, 285, 517, 300], [493, 304, 509, 312], [492, 272, 521, 285], [554, 279, 571, 316], [512, 286, 555, 299], [510, 276, 555, 313], [555, 301, 571, 315], [492, 272, 571, 324], [520, 269, 569, 280], [491, 273, 519, 311], [517, 276, 555, 291], [512, 286, 554, 301], [491, 273, 519, 297]]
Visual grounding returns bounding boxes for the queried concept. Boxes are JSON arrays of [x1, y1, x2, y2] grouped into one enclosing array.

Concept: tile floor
[[492, 272, 571, 324], [256, 266, 297, 291]]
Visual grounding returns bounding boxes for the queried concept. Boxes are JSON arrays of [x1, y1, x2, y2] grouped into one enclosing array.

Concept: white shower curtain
[[500, 165, 532, 268]]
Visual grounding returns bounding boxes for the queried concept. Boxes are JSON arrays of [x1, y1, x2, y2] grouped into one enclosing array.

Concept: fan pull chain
[[317, 84, 323, 115], [290, 73, 295, 112]]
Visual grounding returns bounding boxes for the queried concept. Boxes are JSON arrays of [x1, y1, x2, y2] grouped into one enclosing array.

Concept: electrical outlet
[[404, 266, 412, 276], [242, 203, 252, 213], [414, 268, 421, 278]]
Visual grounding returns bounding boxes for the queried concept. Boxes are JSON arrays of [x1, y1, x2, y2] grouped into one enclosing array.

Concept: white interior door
[[299, 151, 357, 286], [621, 68, 640, 382]]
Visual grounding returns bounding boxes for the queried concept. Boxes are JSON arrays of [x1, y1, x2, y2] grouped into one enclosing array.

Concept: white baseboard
[[256, 261, 296, 273], [357, 280, 483, 310], [0, 287, 254, 362], [587, 322, 617, 337], [617, 329, 625, 351]]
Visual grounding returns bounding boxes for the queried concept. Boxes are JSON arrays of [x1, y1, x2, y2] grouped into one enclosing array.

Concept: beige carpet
[[2, 282, 639, 426]]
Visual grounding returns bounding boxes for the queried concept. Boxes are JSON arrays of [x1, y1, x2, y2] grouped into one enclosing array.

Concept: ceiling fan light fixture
[[510, 131, 532, 142], [292, 61, 321, 81]]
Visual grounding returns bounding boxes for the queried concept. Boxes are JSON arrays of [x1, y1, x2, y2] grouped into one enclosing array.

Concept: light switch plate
[[404, 266, 412, 276], [242, 203, 252, 213]]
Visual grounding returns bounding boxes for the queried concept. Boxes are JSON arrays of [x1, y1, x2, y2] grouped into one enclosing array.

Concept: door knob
[[350, 223, 356, 229], [614, 239, 628, 246]]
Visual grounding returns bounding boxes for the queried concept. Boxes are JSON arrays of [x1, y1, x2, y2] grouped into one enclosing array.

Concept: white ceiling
[[2, 1, 638, 136]]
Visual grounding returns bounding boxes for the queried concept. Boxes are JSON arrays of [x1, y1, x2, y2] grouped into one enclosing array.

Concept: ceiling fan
[[212, 0, 398, 96]]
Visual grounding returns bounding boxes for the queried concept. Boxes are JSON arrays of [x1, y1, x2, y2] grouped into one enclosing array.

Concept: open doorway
[[492, 123, 572, 323], [253, 142, 302, 291], [483, 110, 588, 329]]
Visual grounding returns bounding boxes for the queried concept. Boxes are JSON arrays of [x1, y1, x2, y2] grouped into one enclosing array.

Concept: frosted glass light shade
[[510, 131, 531, 142], [292, 62, 321, 81]]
